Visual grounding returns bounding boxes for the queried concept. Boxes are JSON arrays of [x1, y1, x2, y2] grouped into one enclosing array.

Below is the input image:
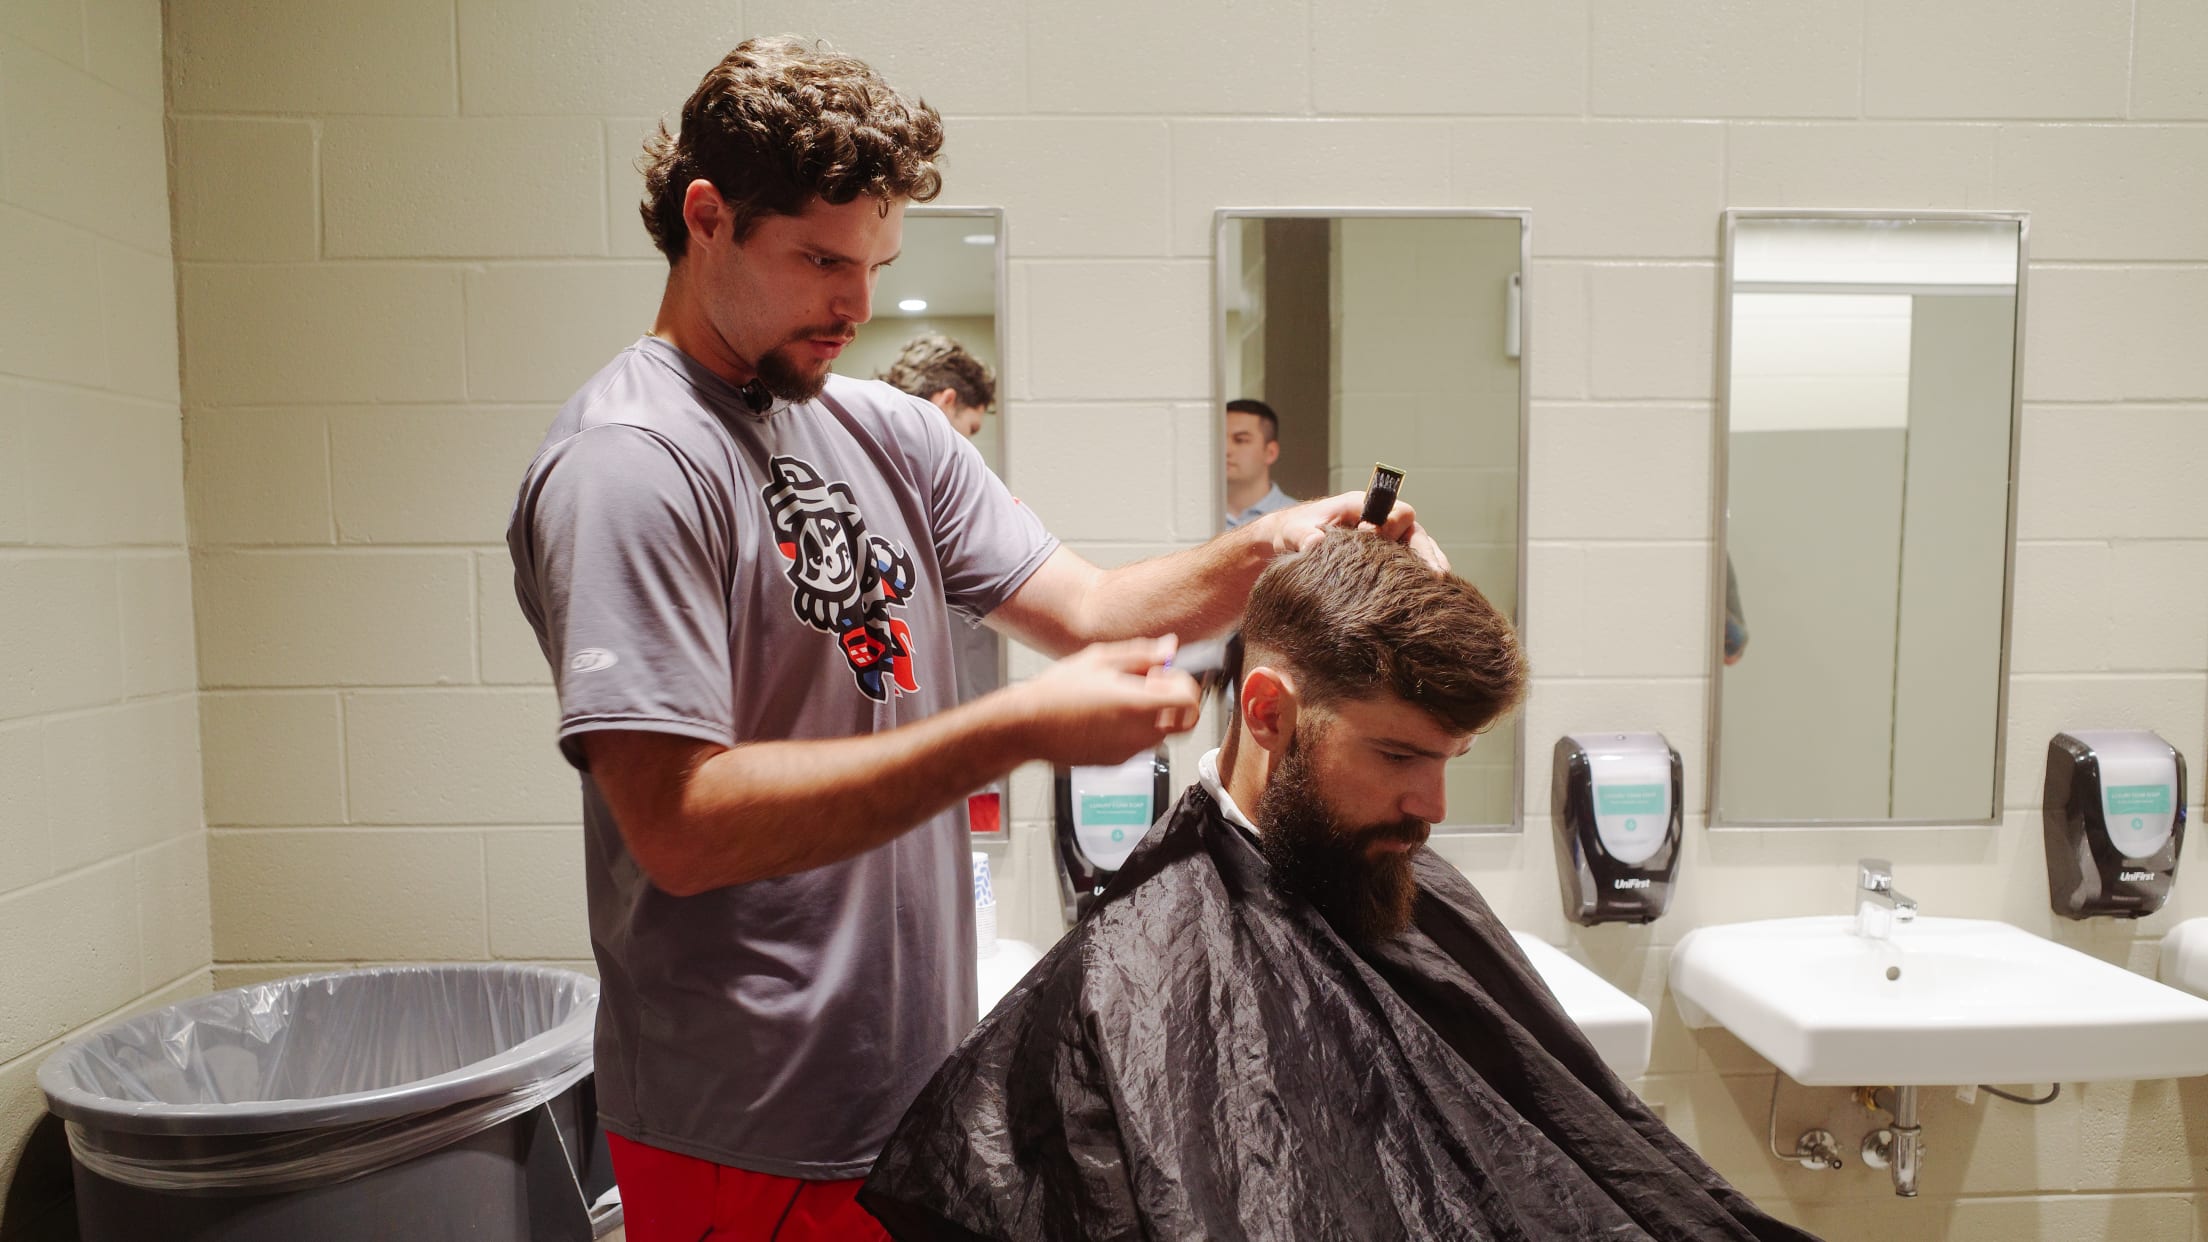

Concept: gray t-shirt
[[507, 337, 1057, 1179]]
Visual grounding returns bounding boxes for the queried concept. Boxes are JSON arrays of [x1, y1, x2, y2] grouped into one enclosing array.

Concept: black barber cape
[[861, 787, 1819, 1241]]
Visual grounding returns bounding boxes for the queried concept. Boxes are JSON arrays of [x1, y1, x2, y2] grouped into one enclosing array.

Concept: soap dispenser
[[2044, 729, 2187, 919], [1054, 748, 1170, 923], [1551, 733, 1683, 925]]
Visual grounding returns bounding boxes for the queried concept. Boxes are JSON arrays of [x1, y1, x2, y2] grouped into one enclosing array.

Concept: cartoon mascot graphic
[[761, 455, 922, 702]]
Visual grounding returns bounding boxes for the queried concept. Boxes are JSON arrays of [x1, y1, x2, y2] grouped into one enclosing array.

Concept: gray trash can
[[37, 963, 618, 1242]]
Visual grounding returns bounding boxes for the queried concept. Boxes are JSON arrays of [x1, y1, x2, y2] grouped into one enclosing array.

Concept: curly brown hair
[[1240, 531, 1528, 736], [639, 37, 945, 263], [879, 333, 996, 410]]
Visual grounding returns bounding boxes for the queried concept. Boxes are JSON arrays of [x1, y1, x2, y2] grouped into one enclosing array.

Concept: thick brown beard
[[1254, 724, 1423, 944]]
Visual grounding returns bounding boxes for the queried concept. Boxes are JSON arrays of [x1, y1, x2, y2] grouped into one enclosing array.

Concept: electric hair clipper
[[1362, 463, 1404, 526]]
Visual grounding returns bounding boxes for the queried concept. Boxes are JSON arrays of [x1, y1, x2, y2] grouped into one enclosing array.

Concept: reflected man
[[1223, 397, 1297, 529], [881, 332, 994, 440]]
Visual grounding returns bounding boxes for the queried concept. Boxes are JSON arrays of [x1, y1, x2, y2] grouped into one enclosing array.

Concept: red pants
[[607, 1132, 891, 1241]]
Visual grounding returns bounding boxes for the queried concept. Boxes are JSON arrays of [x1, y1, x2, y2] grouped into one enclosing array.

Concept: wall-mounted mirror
[[1711, 212, 2026, 827], [1215, 210, 1530, 832], [851, 207, 1009, 829]]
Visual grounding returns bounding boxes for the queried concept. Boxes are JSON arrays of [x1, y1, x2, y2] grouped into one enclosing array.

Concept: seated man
[[861, 532, 1815, 1241]]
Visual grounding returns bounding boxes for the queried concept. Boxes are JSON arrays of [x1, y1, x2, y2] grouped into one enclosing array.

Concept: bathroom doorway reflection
[[1215, 210, 1530, 832]]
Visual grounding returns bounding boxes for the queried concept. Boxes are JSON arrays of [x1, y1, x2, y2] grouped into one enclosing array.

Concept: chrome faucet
[[1856, 858, 1917, 938]]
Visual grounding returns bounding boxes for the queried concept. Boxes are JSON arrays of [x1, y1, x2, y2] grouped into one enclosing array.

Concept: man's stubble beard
[[1254, 722, 1425, 944], [757, 338, 835, 402]]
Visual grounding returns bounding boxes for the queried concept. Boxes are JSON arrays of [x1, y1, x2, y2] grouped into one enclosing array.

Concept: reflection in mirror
[[850, 208, 1008, 824], [1216, 211, 1528, 831], [1713, 214, 2025, 826]]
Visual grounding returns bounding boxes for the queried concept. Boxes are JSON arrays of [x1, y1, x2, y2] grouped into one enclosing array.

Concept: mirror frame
[[1706, 208, 2031, 830], [1211, 207, 1534, 834]]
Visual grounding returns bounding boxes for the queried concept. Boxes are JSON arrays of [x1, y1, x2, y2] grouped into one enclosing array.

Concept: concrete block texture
[[0, 859, 142, 1064], [341, 689, 576, 825], [17, 387, 184, 546], [322, 118, 606, 259], [192, 549, 476, 687], [328, 406, 552, 544], [167, 0, 457, 115], [0, 39, 169, 252], [1589, 264, 1717, 400], [1311, 0, 1586, 116], [1020, 261, 1211, 401], [1726, 122, 1999, 213], [1004, 404, 1179, 543], [171, 118, 319, 263], [1995, 126, 2208, 262], [1591, 0, 1863, 119], [210, 829, 487, 961], [1027, 0, 1309, 115], [0, 555, 123, 719], [1169, 122, 1452, 256], [485, 829, 590, 959], [137, 833, 214, 990], [1865, 0, 2132, 120], [0, 723, 50, 898], [2133, 0, 2208, 118], [199, 692, 345, 827], [455, 0, 739, 116], [0, 207, 108, 390], [462, 264, 665, 402], [179, 264, 467, 405], [42, 696, 203, 875], [950, 118, 1171, 257], [186, 409, 334, 546], [742, 0, 1026, 116], [1451, 122, 1725, 259]]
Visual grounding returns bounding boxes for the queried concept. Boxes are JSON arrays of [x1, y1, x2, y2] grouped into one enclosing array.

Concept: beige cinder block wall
[[0, 0, 211, 1225], [161, 1, 2208, 1238]]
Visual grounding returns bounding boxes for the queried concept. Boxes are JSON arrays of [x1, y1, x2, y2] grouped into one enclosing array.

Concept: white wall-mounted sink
[[1671, 916, 2208, 1086], [1513, 932, 1654, 1080], [2162, 919, 2208, 1000]]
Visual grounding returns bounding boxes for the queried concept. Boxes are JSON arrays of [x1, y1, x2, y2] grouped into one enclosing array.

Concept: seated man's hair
[[1240, 531, 1528, 735], [880, 332, 996, 410]]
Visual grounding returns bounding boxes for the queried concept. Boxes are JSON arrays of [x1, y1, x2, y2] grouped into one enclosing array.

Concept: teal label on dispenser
[[2105, 785, 2172, 817], [1079, 793, 1151, 826], [1596, 785, 1667, 818]]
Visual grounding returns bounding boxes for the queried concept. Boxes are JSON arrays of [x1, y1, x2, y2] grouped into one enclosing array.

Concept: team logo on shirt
[[760, 455, 922, 702]]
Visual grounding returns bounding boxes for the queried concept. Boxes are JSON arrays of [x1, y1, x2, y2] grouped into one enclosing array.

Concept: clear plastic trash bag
[[37, 964, 597, 1194]]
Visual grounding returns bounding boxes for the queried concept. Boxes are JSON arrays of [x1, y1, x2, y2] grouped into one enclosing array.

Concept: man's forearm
[[997, 529, 1274, 655], [993, 491, 1426, 656], [594, 637, 1201, 896], [599, 692, 1031, 895], [1073, 527, 1274, 643]]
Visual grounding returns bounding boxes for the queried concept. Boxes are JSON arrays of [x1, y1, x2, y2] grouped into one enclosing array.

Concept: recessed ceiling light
[[962, 233, 996, 246], [898, 298, 928, 312]]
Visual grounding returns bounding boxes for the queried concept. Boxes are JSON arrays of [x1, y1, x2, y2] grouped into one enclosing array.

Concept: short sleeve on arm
[[921, 411, 1059, 622], [513, 424, 736, 769]]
